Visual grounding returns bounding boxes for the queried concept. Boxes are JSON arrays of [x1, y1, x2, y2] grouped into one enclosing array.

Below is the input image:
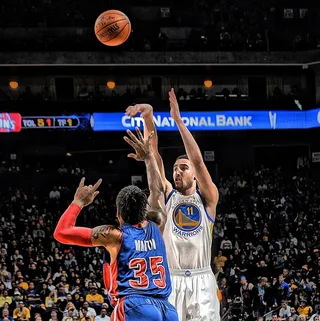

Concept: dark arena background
[[1, 0, 320, 320]]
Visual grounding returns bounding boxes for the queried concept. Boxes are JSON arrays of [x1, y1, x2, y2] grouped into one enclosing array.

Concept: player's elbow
[[53, 228, 64, 243], [53, 230, 71, 245], [53, 230, 60, 242]]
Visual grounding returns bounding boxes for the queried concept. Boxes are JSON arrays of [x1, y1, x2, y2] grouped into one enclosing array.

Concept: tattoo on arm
[[91, 225, 111, 240]]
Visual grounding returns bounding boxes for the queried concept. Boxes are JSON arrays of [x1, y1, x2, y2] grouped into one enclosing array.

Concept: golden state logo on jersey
[[172, 200, 203, 237]]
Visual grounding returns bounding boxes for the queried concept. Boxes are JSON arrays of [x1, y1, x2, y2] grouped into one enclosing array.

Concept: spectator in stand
[[252, 277, 268, 317], [220, 236, 233, 250], [218, 278, 229, 313], [45, 291, 57, 308], [214, 250, 228, 268], [79, 308, 93, 321], [1, 309, 14, 321], [85, 287, 103, 309], [279, 274, 290, 300], [214, 264, 225, 284], [290, 307, 299, 321], [63, 303, 78, 318], [94, 308, 109, 321], [79, 303, 95, 318], [297, 300, 313, 317], [13, 302, 30, 321], [240, 276, 254, 313], [48, 310, 58, 321], [49, 187, 60, 200], [62, 307, 76, 321], [279, 300, 291, 320], [0, 291, 12, 308]]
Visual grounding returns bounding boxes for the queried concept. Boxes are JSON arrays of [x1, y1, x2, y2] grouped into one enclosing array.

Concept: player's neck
[[179, 185, 196, 196], [130, 220, 148, 228]]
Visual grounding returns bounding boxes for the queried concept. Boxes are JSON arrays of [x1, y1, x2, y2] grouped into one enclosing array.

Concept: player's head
[[173, 154, 196, 192], [116, 185, 147, 225]]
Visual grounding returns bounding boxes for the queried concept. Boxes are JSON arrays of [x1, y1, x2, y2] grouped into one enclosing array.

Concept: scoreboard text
[[22, 117, 80, 129]]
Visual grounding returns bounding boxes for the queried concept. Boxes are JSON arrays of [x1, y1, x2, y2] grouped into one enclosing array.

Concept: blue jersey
[[103, 221, 172, 306]]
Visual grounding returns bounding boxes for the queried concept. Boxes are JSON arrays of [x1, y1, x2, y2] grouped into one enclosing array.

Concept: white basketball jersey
[[164, 189, 215, 270]]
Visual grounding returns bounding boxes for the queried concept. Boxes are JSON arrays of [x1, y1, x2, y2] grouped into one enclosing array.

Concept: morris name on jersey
[[134, 239, 157, 251]]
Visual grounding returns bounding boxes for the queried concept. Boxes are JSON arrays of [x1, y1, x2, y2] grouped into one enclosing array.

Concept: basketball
[[94, 10, 131, 47]]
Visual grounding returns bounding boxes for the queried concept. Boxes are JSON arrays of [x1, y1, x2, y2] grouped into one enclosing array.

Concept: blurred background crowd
[[0, 151, 319, 321]]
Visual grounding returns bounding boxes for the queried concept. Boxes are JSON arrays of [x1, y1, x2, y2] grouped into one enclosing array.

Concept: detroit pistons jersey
[[164, 189, 215, 270], [103, 221, 172, 306]]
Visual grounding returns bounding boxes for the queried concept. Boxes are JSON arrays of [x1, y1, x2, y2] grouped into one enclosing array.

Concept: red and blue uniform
[[104, 221, 178, 321], [53, 204, 178, 321]]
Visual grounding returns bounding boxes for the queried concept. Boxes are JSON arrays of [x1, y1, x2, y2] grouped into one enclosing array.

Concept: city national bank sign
[[92, 109, 320, 131]]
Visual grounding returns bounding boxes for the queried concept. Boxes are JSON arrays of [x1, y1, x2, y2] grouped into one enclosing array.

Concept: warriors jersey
[[164, 189, 215, 270]]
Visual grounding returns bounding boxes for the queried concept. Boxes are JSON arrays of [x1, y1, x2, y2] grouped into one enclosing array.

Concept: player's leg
[[186, 272, 220, 321], [168, 275, 186, 321], [211, 273, 221, 321]]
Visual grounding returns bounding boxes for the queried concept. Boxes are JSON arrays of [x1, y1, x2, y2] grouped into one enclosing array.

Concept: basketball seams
[[120, 24, 131, 43], [95, 18, 128, 35], [101, 23, 130, 45], [102, 11, 130, 21], [95, 10, 131, 46]]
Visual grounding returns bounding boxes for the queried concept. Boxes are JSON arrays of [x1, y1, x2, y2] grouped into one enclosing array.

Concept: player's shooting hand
[[169, 88, 182, 122], [123, 127, 154, 161], [72, 178, 102, 208], [125, 104, 153, 118]]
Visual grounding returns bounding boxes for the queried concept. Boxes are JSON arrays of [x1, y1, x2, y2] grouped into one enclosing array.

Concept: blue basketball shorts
[[111, 295, 179, 321]]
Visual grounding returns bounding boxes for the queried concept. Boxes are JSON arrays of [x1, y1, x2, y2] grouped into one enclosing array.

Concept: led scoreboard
[[22, 116, 81, 129], [0, 113, 92, 132]]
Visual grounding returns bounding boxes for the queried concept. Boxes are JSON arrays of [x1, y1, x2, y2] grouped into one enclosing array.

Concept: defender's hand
[[73, 178, 102, 208], [124, 127, 154, 161]]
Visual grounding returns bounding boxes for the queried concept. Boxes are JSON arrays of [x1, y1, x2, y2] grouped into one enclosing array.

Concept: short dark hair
[[116, 185, 147, 225], [176, 154, 189, 161]]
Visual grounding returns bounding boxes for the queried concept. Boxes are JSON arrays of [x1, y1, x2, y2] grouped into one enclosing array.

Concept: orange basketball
[[94, 10, 131, 46]]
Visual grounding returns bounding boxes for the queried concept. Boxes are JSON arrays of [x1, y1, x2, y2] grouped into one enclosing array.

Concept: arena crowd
[[0, 157, 319, 321]]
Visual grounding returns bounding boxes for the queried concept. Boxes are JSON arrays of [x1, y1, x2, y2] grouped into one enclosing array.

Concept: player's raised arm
[[126, 104, 172, 196], [168, 88, 219, 219], [54, 178, 121, 248], [124, 127, 167, 232]]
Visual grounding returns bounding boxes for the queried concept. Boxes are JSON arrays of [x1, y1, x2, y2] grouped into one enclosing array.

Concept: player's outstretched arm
[[168, 88, 219, 219], [54, 178, 121, 248], [126, 104, 172, 195], [124, 127, 167, 233]]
